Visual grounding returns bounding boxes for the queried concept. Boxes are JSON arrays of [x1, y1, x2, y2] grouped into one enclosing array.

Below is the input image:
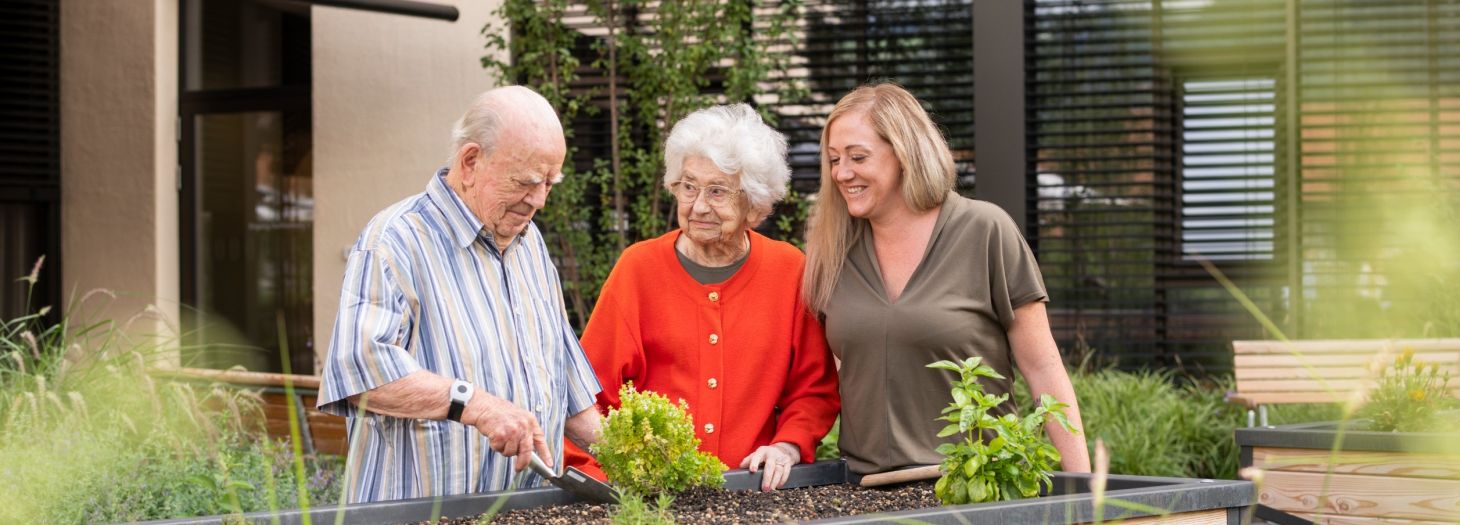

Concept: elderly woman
[[803, 83, 1090, 475], [564, 104, 840, 491]]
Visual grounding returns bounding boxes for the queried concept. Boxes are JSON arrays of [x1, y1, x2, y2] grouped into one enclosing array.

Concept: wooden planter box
[[136, 459, 1253, 525], [1237, 421, 1460, 525]]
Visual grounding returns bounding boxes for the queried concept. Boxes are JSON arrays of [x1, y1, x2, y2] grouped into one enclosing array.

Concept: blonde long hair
[[802, 83, 957, 313]]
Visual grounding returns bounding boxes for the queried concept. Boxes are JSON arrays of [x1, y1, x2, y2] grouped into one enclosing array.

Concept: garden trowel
[[528, 451, 618, 504]]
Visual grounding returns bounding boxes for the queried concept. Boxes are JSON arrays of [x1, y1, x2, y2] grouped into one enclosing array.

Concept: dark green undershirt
[[676, 246, 749, 285]]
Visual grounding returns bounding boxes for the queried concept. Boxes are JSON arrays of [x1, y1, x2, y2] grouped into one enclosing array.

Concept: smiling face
[[825, 110, 907, 222], [676, 155, 750, 249], [457, 131, 567, 247]]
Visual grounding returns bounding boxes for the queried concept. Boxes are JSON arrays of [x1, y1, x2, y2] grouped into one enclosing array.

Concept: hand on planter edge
[[741, 441, 800, 492]]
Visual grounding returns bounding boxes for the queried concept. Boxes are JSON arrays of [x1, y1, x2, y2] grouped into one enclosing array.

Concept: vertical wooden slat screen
[[0, 0, 61, 321]]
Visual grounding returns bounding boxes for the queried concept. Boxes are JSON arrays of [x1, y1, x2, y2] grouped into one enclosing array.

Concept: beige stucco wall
[[311, 1, 504, 369], [59, 0, 180, 338]]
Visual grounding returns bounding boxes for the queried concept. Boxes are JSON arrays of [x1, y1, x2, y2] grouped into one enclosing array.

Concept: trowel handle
[[528, 451, 558, 479], [859, 465, 942, 487]]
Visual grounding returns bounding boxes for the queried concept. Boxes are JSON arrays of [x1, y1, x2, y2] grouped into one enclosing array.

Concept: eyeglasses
[[669, 181, 742, 206]]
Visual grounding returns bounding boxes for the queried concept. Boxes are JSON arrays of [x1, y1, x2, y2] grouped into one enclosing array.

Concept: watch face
[[456, 384, 469, 395]]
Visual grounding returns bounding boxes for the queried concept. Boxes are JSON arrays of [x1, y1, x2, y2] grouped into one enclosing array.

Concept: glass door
[[180, 0, 313, 374]]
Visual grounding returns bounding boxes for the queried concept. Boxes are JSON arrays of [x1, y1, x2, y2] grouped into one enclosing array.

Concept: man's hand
[[461, 392, 552, 473], [739, 442, 800, 491]]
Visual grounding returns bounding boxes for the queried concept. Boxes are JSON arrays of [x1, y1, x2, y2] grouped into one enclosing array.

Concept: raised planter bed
[[1237, 420, 1460, 525], [137, 459, 1253, 525]]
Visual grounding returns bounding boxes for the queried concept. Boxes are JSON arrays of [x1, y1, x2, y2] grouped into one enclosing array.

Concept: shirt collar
[[426, 168, 486, 250]]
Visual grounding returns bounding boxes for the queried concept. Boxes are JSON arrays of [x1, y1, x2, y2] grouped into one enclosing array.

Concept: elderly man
[[317, 86, 602, 503]]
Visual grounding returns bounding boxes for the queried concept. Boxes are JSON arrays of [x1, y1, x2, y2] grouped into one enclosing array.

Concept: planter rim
[[133, 460, 1253, 525], [1235, 420, 1460, 453]]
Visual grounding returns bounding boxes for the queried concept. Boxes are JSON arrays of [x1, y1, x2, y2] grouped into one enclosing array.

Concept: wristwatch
[[446, 379, 473, 422]]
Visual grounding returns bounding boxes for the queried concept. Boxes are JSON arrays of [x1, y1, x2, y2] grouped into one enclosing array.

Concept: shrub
[[1, 265, 343, 523], [1015, 369, 1245, 479], [928, 357, 1073, 504], [591, 384, 725, 495]]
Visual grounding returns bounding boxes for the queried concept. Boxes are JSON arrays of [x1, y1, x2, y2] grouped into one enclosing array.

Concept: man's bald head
[[449, 86, 565, 165]]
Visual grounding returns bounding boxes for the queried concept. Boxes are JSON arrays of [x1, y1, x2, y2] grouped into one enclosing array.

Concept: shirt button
[[709, 333, 719, 345], [708, 291, 719, 302], [707, 378, 718, 389], [704, 423, 715, 434]]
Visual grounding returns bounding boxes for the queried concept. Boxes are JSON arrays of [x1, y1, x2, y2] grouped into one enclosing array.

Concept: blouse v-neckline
[[859, 199, 954, 306]]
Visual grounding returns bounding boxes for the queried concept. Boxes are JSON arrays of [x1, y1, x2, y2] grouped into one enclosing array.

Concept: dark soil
[[432, 481, 939, 525]]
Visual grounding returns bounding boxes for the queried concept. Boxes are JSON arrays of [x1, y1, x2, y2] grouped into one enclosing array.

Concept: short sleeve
[[316, 248, 422, 417], [987, 207, 1048, 329], [559, 306, 603, 417]]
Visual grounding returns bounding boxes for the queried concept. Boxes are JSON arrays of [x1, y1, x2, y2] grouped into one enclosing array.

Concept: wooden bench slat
[[1228, 392, 1359, 407], [1232, 378, 1375, 393], [1232, 353, 1460, 368], [1235, 354, 1389, 367], [1233, 339, 1460, 355], [1236, 366, 1382, 380]]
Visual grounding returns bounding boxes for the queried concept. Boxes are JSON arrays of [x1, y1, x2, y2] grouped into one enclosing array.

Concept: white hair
[[448, 92, 504, 165], [663, 104, 790, 223], [446, 86, 560, 166]]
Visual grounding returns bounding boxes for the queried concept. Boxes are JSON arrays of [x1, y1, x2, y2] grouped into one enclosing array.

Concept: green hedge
[[1017, 369, 1342, 480]]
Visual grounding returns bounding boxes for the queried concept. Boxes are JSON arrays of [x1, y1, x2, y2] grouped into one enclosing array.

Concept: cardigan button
[[708, 291, 719, 302], [708, 377, 718, 389], [709, 333, 719, 345], [704, 423, 715, 434]]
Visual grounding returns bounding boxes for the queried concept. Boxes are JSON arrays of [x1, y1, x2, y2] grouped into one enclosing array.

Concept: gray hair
[[663, 104, 790, 223], [448, 92, 504, 165], [447, 86, 561, 166]]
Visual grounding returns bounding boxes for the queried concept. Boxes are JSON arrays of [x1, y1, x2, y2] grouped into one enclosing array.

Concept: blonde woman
[[803, 83, 1090, 475]]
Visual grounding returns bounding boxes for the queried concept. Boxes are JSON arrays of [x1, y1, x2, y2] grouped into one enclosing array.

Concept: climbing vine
[[484, 0, 809, 330]]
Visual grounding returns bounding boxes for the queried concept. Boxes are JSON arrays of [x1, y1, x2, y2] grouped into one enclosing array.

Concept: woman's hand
[[740, 442, 801, 491]]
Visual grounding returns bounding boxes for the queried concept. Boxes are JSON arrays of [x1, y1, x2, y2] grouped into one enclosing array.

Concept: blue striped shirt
[[317, 169, 601, 503]]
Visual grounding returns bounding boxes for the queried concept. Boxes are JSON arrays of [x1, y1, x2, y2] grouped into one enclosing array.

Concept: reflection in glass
[[189, 111, 313, 373]]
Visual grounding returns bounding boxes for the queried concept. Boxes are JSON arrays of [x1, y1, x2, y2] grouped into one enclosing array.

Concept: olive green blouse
[[824, 194, 1048, 474]]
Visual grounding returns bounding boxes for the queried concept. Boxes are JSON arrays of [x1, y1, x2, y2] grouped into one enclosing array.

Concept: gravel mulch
[[429, 481, 939, 525]]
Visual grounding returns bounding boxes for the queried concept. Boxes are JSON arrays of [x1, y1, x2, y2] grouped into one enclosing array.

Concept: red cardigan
[[565, 230, 840, 478]]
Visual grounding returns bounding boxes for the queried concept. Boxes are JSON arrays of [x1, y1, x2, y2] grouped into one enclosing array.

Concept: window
[[1179, 78, 1276, 261]]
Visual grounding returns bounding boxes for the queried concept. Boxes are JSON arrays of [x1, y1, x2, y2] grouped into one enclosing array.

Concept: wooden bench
[[154, 368, 349, 456], [1230, 338, 1460, 427]]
